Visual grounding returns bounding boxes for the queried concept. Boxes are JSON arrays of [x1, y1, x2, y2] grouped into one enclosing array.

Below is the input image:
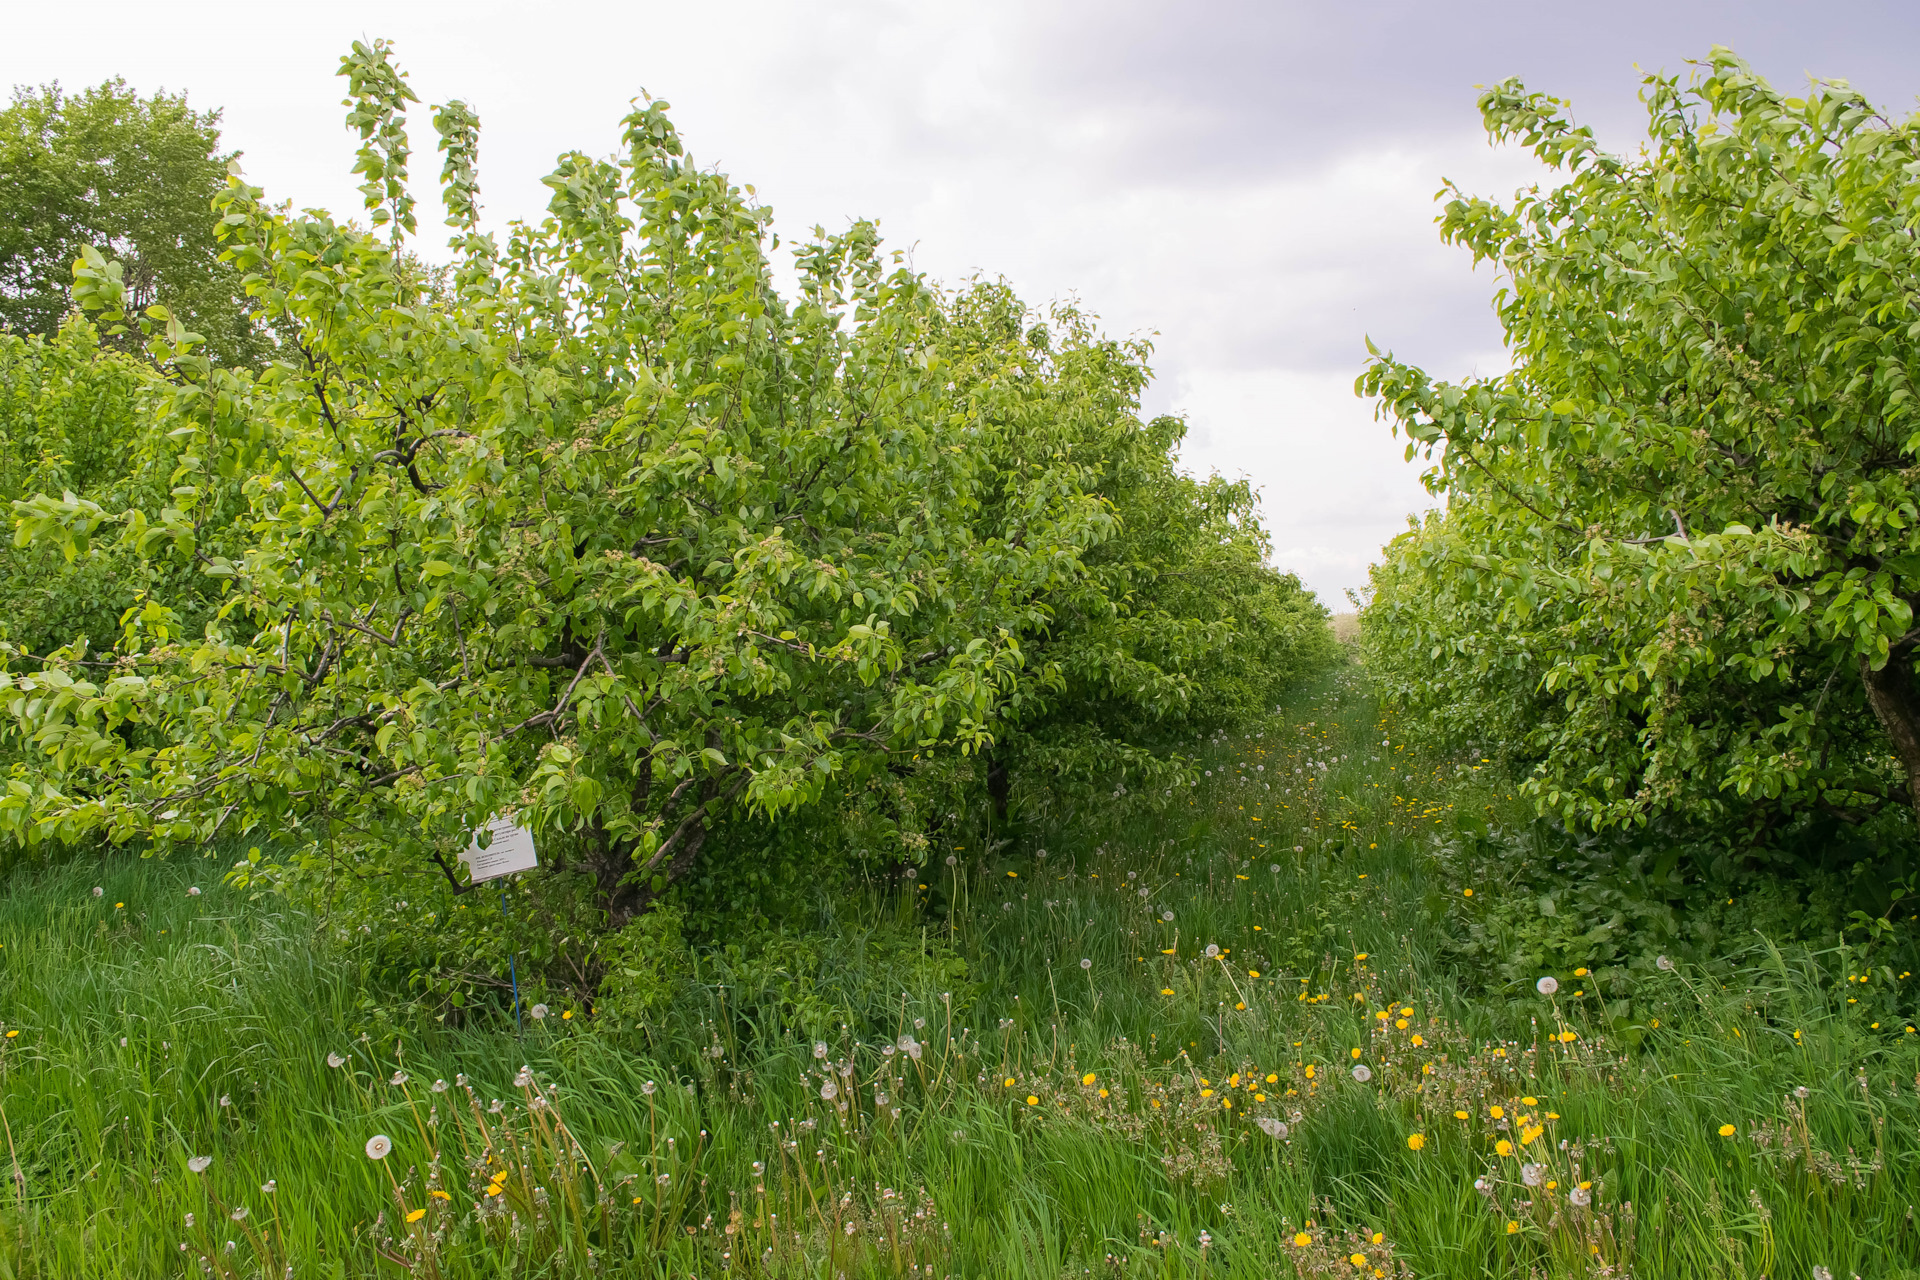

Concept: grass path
[[3, 668, 1919, 1276]]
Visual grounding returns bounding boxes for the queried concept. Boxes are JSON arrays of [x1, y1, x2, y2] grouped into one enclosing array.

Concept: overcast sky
[[9, 1, 1920, 605]]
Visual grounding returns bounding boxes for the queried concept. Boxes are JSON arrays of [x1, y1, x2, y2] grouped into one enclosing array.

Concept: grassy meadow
[[4, 665, 1920, 1278]]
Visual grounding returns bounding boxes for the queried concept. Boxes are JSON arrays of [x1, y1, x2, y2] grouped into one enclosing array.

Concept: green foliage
[[0, 79, 265, 366], [1362, 49, 1920, 851], [941, 285, 1336, 817], [4, 41, 1282, 948]]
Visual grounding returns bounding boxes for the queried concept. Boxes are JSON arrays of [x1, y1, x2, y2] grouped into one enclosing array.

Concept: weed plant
[[4, 669, 1919, 1277]]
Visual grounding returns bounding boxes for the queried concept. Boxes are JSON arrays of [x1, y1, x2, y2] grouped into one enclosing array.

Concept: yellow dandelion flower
[[1349, 1254, 1366, 1267], [1371, 1232, 1384, 1244], [1410, 1034, 1424, 1047], [1026, 1096, 1039, 1106], [1506, 1221, 1520, 1235], [1082, 1072, 1097, 1086], [1454, 1110, 1469, 1120], [1161, 988, 1174, 995], [1304, 1065, 1316, 1079], [1349, 1048, 1362, 1060], [1293, 1231, 1313, 1247], [1489, 1105, 1504, 1119], [1004, 1077, 1015, 1087], [429, 1190, 451, 1201], [1522, 1096, 1538, 1105], [1406, 1133, 1425, 1150], [405, 1208, 426, 1224], [1495, 1140, 1513, 1156], [1718, 1123, 1735, 1137], [1266, 1073, 1278, 1083]]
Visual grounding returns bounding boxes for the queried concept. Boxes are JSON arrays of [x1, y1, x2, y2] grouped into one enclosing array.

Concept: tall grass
[[4, 667, 1920, 1277]]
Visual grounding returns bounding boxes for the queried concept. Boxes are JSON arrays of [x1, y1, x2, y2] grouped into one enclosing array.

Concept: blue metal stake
[[503, 885, 522, 1034]]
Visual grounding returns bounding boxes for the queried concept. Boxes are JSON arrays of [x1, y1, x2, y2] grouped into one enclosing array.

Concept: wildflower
[[1536, 976, 1559, 996], [1521, 1163, 1544, 1186], [92, 887, 103, 898], [390, 1071, 408, 1086], [1080, 958, 1092, 970], [1793, 1086, 1810, 1099], [1489, 1105, 1504, 1119], [1352, 1065, 1373, 1083], [188, 887, 201, 897], [1506, 1221, 1520, 1235], [1522, 1096, 1537, 1105], [1350, 1048, 1362, 1059], [1161, 988, 1174, 995], [820, 1081, 838, 1101], [219, 1094, 231, 1108], [1004, 1077, 1015, 1087], [513, 1066, 533, 1088], [188, 1155, 212, 1174], [261, 1181, 276, 1195], [1410, 1034, 1424, 1047], [1292, 1231, 1313, 1247], [1350, 1254, 1367, 1267], [1406, 1133, 1425, 1150], [1454, 1110, 1469, 1120], [230, 1207, 248, 1222], [1573, 967, 1588, 977], [1162, 911, 1175, 922], [1495, 1140, 1514, 1157], [1355, 952, 1369, 961], [1656, 955, 1674, 971], [642, 1080, 657, 1095], [1257, 1117, 1289, 1139], [431, 1079, 448, 1093], [529, 1004, 549, 1021], [1568, 1187, 1592, 1207], [365, 1134, 393, 1160], [1718, 1123, 1735, 1137], [562, 1010, 573, 1020], [1303, 1065, 1316, 1079], [1082, 1072, 1097, 1086], [405, 1208, 426, 1224], [1026, 1096, 1038, 1106], [1814, 1267, 1834, 1280]]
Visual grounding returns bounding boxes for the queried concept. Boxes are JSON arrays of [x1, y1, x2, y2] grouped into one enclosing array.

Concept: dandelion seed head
[[1536, 976, 1559, 996], [327, 1052, 346, 1069], [364, 1134, 392, 1160], [187, 1155, 212, 1174]]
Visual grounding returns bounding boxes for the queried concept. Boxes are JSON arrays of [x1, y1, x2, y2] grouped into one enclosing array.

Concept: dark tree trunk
[[986, 752, 1010, 829], [1859, 653, 1920, 822]]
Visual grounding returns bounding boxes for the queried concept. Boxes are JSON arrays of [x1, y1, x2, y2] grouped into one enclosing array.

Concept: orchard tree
[[939, 284, 1332, 820], [0, 41, 1112, 918], [1362, 50, 1920, 846]]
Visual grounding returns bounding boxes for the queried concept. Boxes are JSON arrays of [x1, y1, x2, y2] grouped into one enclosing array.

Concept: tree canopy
[[0, 42, 1327, 930], [0, 79, 264, 366], [1362, 50, 1920, 853]]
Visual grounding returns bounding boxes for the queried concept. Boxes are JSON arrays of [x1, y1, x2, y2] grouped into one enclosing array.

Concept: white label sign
[[460, 816, 539, 883]]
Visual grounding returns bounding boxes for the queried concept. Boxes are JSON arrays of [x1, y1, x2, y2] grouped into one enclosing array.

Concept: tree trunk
[[1859, 653, 1920, 822], [986, 752, 1010, 829]]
